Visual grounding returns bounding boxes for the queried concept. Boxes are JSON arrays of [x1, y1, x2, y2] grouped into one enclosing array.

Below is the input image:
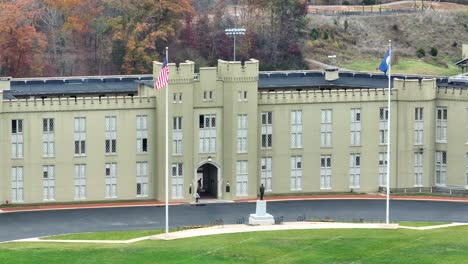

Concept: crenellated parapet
[[216, 59, 259, 82], [258, 87, 396, 105], [153, 60, 195, 85], [394, 78, 437, 101], [436, 85, 468, 101], [2, 95, 155, 113]]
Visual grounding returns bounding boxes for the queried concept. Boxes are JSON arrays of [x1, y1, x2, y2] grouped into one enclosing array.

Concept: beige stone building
[[1, 59, 467, 204]]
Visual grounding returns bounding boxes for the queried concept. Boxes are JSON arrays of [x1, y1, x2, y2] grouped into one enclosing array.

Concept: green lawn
[[42, 230, 162, 241], [343, 59, 460, 77], [2, 226, 468, 263], [398, 222, 449, 227]]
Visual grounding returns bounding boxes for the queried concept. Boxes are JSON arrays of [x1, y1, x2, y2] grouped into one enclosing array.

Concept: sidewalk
[[2, 194, 468, 213]]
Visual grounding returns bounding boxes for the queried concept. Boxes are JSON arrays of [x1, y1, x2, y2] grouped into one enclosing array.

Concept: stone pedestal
[[248, 200, 274, 225]]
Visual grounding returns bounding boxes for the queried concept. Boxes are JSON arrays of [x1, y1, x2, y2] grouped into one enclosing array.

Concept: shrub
[[416, 48, 425, 58], [343, 0, 351, 5], [323, 31, 329, 40], [310, 28, 320, 40], [392, 24, 399, 31], [430, 47, 438, 57], [344, 20, 349, 32], [361, 0, 376, 5], [452, 41, 458, 47]]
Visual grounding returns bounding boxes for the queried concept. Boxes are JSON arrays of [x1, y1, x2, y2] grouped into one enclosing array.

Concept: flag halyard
[[155, 58, 169, 90]]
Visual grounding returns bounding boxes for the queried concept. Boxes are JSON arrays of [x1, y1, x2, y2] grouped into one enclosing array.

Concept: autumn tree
[[0, 0, 47, 77], [106, 0, 194, 74]]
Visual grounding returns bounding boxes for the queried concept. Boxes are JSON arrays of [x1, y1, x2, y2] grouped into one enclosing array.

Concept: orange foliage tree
[[0, 0, 47, 77]]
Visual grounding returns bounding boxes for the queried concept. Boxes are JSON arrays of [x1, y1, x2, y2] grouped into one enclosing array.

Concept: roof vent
[[325, 67, 339, 81]]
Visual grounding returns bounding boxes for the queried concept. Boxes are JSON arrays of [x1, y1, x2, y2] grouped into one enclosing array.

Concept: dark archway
[[196, 163, 218, 199]]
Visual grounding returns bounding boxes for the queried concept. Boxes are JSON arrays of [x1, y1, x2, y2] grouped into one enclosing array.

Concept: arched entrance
[[195, 162, 220, 199]]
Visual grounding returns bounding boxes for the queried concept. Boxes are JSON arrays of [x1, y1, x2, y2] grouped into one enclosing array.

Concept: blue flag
[[379, 48, 391, 75]]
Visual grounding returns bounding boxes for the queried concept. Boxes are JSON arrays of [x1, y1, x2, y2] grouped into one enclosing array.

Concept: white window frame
[[350, 153, 360, 189], [291, 110, 303, 148], [173, 116, 183, 155], [261, 112, 273, 149], [238, 91, 247, 102], [236, 161, 248, 196], [11, 166, 24, 202], [199, 114, 216, 153], [136, 115, 148, 153], [171, 163, 183, 199], [43, 165, 55, 201], [290, 156, 302, 191], [260, 157, 272, 192], [320, 155, 332, 190], [137, 162, 149, 197], [11, 119, 24, 159], [435, 151, 447, 186], [105, 163, 117, 198], [414, 152, 423, 187], [321, 109, 332, 147], [379, 152, 388, 187], [414, 107, 424, 145], [105, 116, 117, 154], [237, 114, 248, 153], [74, 164, 86, 200], [350, 108, 361, 146], [379, 107, 388, 145], [436, 107, 447, 143], [42, 118, 55, 157], [74, 117, 86, 156]]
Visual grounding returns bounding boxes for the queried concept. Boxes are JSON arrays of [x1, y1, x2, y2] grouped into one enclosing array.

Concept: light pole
[[225, 28, 246, 61]]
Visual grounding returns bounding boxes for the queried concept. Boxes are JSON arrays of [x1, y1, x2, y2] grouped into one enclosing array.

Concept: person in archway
[[197, 178, 202, 194], [195, 192, 200, 203]]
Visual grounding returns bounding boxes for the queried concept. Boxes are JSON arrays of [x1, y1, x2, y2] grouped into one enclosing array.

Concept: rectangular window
[[199, 114, 216, 153], [105, 163, 117, 198], [171, 163, 183, 199], [350, 153, 360, 189], [379, 108, 388, 145], [11, 166, 24, 202], [74, 117, 86, 156], [350, 108, 361, 145], [172, 116, 183, 155], [105, 116, 117, 154], [291, 110, 303, 148], [137, 162, 149, 197], [136, 115, 148, 153], [42, 118, 55, 157], [436, 107, 447, 143], [43, 165, 55, 201], [379, 152, 388, 187], [74, 164, 86, 200], [11, 119, 24, 158], [320, 155, 332, 190], [238, 91, 248, 101], [290, 156, 302, 191], [414, 107, 424, 145], [261, 112, 273, 149], [435, 151, 447, 186], [179, 93, 183, 103], [173, 93, 177, 103], [260, 157, 272, 192], [237, 114, 248, 153], [414, 152, 423, 187], [236, 161, 248, 196], [321, 110, 332, 147]]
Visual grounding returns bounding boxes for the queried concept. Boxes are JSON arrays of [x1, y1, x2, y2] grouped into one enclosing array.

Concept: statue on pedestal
[[260, 184, 265, 200]]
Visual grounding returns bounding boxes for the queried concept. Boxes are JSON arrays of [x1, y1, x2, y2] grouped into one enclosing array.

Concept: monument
[[248, 184, 274, 225]]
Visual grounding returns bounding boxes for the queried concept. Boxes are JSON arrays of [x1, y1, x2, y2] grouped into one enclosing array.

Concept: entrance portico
[[195, 161, 222, 199]]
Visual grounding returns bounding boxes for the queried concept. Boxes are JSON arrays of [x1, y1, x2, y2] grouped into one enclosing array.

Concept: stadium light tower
[[225, 28, 246, 61]]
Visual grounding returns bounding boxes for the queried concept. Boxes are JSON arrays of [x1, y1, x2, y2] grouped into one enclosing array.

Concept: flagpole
[[386, 40, 391, 224], [165, 46, 169, 234]]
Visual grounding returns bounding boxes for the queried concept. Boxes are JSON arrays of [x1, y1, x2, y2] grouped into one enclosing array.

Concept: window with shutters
[[291, 111, 303, 148], [350, 153, 360, 189], [74, 164, 86, 200], [435, 151, 447, 186], [379, 108, 388, 145], [11, 119, 24, 159], [320, 155, 332, 190], [260, 157, 272, 192], [291, 156, 302, 191], [436, 107, 447, 143], [414, 152, 423, 187], [236, 161, 248, 196], [237, 114, 248, 153], [199, 114, 216, 153], [350, 108, 361, 145], [74, 117, 86, 156], [43, 165, 55, 201], [136, 115, 148, 153], [321, 110, 332, 147], [379, 152, 388, 187], [43, 118, 55, 157], [173, 116, 183, 155], [414, 107, 424, 145], [105, 116, 117, 154], [171, 163, 183, 199], [137, 162, 149, 197], [105, 163, 117, 198], [261, 112, 273, 149], [11, 166, 24, 202]]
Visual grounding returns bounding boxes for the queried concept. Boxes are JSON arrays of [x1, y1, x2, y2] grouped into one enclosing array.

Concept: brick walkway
[[2, 194, 468, 213]]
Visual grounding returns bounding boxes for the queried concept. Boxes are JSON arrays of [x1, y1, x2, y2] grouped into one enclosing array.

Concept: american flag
[[155, 58, 169, 90]]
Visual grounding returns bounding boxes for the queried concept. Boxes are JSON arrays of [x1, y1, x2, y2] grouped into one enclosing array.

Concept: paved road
[[1, 199, 468, 242]]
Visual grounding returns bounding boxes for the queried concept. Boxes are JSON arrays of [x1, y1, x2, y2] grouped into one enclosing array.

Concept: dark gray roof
[[4, 75, 152, 99]]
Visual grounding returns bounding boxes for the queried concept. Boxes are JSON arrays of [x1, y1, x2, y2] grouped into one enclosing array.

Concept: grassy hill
[[305, 10, 468, 76]]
